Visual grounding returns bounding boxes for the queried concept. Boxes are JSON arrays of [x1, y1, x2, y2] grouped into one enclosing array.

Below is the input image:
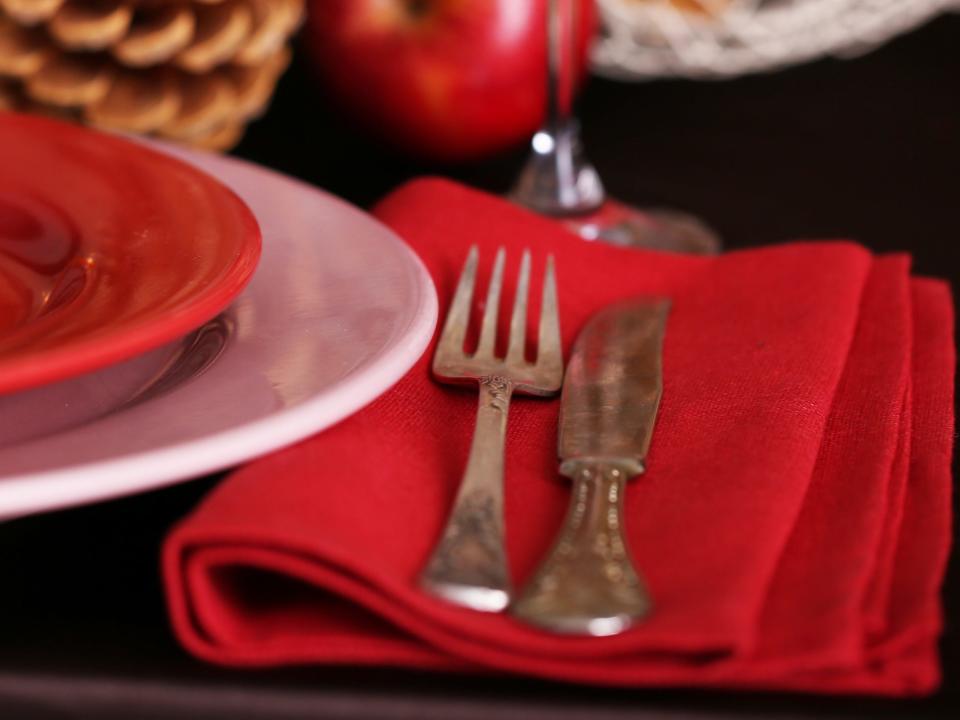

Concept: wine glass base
[[562, 199, 722, 255]]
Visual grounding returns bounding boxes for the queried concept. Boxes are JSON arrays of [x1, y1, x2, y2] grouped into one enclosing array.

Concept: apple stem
[[405, 0, 431, 19]]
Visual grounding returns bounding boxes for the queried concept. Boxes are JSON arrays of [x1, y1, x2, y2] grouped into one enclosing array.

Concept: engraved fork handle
[[420, 375, 514, 611], [511, 460, 651, 635]]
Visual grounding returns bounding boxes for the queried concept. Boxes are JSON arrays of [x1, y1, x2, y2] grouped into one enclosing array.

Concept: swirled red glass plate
[[0, 113, 260, 394]]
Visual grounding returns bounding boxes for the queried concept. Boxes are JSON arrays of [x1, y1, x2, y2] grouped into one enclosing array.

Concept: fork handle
[[420, 375, 514, 611], [511, 460, 651, 635]]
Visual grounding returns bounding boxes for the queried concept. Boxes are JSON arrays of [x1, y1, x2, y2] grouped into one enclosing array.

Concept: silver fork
[[420, 245, 564, 612]]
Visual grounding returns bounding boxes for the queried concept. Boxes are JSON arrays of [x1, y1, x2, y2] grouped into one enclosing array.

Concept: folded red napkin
[[163, 179, 954, 695]]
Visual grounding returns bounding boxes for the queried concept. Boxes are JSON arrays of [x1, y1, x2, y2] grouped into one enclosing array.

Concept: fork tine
[[506, 250, 531, 364], [537, 255, 562, 365], [474, 247, 506, 358], [435, 245, 479, 359]]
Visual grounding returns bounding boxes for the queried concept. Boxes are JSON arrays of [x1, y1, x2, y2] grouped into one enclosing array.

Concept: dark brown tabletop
[[0, 13, 957, 720]]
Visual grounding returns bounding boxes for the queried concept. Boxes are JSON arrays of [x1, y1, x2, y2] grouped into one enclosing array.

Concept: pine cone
[[0, 0, 302, 150]]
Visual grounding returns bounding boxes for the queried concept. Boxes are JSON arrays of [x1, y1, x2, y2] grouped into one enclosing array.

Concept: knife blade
[[559, 299, 668, 476], [512, 299, 669, 635]]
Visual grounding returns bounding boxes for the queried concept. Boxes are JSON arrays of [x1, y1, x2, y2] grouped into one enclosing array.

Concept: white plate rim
[[0, 145, 438, 520]]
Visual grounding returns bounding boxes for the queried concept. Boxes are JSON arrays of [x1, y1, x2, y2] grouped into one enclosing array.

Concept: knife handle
[[512, 460, 651, 635]]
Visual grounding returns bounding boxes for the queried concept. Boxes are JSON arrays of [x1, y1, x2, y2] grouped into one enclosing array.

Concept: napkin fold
[[163, 179, 953, 695]]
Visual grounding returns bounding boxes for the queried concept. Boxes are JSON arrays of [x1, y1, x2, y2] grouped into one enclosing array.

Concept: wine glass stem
[[547, 0, 573, 128], [510, 0, 605, 216]]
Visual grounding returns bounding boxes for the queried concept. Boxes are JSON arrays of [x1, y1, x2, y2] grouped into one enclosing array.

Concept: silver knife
[[511, 299, 669, 636]]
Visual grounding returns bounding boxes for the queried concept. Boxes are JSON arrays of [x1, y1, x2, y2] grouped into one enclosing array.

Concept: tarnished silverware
[[421, 246, 564, 612], [512, 299, 669, 635]]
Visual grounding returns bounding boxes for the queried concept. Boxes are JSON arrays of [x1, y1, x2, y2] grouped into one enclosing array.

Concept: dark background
[[0, 12, 958, 720]]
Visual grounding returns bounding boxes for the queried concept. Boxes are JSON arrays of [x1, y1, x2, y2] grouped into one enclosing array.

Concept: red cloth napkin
[[163, 179, 954, 695]]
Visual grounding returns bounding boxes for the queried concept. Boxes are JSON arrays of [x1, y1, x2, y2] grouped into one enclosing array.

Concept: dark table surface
[[1, 13, 958, 720]]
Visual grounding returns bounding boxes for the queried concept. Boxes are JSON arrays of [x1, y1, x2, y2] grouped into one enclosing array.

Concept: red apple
[[304, 0, 598, 163]]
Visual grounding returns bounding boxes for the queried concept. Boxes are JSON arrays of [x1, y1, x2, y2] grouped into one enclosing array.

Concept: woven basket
[[594, 0, 958, 80]]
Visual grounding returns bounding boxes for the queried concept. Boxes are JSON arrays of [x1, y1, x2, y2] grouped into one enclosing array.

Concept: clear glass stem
[[510, 0, 722, 255], [510, 0, 605, 216]]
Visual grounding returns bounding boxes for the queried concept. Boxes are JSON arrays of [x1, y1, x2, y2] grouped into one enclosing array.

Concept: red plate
[[0, 113, 261, 394]]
